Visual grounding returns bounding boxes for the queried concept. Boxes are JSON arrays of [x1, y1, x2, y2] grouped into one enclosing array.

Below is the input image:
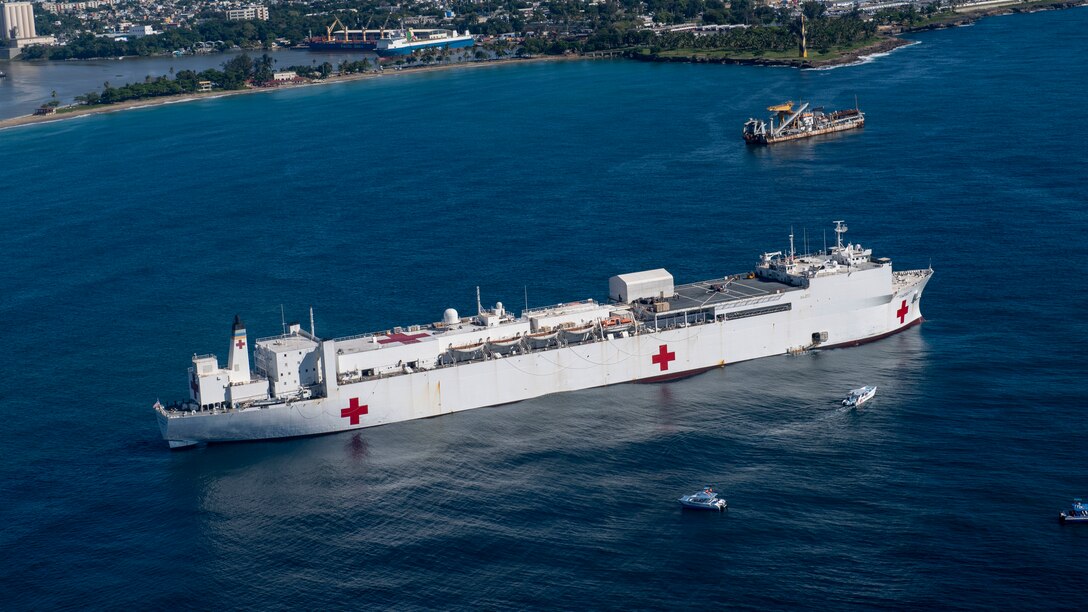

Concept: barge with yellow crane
[[743, 101, 865, 145]]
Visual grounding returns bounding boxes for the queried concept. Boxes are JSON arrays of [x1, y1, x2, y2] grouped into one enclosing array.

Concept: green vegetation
[[21, 10, 336, 60], [66, 53, 338, 107], [632, 13, 876, 60]]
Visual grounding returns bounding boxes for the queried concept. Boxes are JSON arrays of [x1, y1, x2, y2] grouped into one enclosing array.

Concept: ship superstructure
[[155, 221, 932, 449], [743, 101, 865, 145]]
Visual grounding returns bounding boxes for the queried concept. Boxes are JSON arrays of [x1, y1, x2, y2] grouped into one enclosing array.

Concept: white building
[[106, 24, 158, 40], [226, 6, 269, 21], [1, 2, 56, 58], [1, 1, 35, 40]]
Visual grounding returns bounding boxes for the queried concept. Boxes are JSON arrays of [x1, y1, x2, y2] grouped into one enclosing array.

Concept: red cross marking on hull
[[652, 344, 676, 371], [341, 398, 369, 425], [235, 339, 245, 349], [896, 300, 909, 324], [378, 332, 430, 345]]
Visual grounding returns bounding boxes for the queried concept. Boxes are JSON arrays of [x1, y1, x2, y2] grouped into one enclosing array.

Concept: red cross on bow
[[378, 332, 429, 345], [340, 398, 369, 425], [235, 339, 246, 349], [652, 344, 676, 371], [896, 300, 909, 324]]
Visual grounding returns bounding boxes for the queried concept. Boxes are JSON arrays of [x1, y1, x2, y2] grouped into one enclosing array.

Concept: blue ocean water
[[2, 9, 1087, 608]]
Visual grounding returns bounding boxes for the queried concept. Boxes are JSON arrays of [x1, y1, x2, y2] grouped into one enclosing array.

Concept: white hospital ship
[[154, 221, 932, 449]]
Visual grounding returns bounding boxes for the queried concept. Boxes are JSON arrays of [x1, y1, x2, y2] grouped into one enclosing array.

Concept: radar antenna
[[833, 220, 848, 250]]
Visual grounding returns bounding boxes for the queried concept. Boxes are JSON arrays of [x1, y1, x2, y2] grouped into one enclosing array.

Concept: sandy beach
[[0, 55, 578, 131]]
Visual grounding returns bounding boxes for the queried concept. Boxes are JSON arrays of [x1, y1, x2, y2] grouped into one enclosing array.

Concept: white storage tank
[[609, 268, 674, 303]]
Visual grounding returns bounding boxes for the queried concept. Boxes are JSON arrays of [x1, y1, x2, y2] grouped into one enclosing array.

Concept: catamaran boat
[[678, 486, 727, 511], [842, 385, 877, 407], [1059, 499, 1088, 523]]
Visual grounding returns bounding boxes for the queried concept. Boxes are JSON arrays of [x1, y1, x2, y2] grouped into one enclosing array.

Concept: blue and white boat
[[1059, 498, 1088, 523], [678, 485, 727, 511], [842, 385, 877, 407], [375, 28, 475, 56]]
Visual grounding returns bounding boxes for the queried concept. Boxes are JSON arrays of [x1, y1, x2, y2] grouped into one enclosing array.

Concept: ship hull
[[307, 41, 377, 51], [157, 270, 930, 448], [746, 116, 864, 145], [376, 37, 474, 56]]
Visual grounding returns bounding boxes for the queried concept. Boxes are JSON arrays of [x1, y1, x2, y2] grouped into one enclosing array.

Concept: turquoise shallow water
[[2, 9, 1087, 608]]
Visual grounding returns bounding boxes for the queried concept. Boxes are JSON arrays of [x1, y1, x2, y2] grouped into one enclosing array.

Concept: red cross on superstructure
[[378, 332, 430, 345], [340, 398, 369, 425], [896, 300, 909, 324], [235, 339, 246, 349], [652, 344, 676, 371]]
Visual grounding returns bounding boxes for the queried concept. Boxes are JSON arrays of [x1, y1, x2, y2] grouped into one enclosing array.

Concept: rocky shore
[[629, 37, 913, 69]]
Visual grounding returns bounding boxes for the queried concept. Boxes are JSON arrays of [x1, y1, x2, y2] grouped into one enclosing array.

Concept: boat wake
[[807, 40, 922, 71]]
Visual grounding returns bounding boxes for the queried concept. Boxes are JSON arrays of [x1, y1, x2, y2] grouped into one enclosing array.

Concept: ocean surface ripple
[[1, 9, 1086, 609]]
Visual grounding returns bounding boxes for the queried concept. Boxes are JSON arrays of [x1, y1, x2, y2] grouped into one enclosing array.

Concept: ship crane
[[326, 17, 348, 41], [770, 101, 810, 136]]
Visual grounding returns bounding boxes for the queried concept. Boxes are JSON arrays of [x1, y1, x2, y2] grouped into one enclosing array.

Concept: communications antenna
[[834, 220, 848, 250], [310, 307, 315, 337], [476, 286, 482, 315]]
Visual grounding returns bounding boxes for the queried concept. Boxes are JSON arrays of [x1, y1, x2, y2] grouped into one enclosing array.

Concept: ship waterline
[[156, 221, 932, 448]]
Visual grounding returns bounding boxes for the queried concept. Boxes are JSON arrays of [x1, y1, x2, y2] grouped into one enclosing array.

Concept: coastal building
[[1, 2, 56, 59], [226, 6, 269, 21], [105, 24, 159, 40]]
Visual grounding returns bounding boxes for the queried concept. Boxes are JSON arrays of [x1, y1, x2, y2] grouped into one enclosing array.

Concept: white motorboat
[[842, 385, 877, 407], [678, 485, 727, 511]]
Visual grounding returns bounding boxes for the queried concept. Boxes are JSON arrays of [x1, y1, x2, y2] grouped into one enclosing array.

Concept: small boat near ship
[[679, 485, 727, 511], [842, 385, 877, 407], [1059, 499, 1088, 523], [743, 101, 865, 145]]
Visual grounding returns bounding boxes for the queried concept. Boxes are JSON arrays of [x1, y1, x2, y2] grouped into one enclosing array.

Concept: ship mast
[[789, 227, 796, 262], [834, 220, 848, 250]]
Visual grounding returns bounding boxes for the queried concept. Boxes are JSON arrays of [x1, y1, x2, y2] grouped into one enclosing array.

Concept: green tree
[[254, 53, 275, 85]]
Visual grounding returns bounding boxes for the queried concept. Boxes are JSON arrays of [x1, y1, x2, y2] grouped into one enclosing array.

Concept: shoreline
[[629, 36, 913, 69], [896, 0, 1086, 32], [0, 55, 578, 131], [3, 1, 1084, 131]]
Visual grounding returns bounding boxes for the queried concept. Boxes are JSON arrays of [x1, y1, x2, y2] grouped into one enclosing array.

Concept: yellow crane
[[326, 17, 348, 41]]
